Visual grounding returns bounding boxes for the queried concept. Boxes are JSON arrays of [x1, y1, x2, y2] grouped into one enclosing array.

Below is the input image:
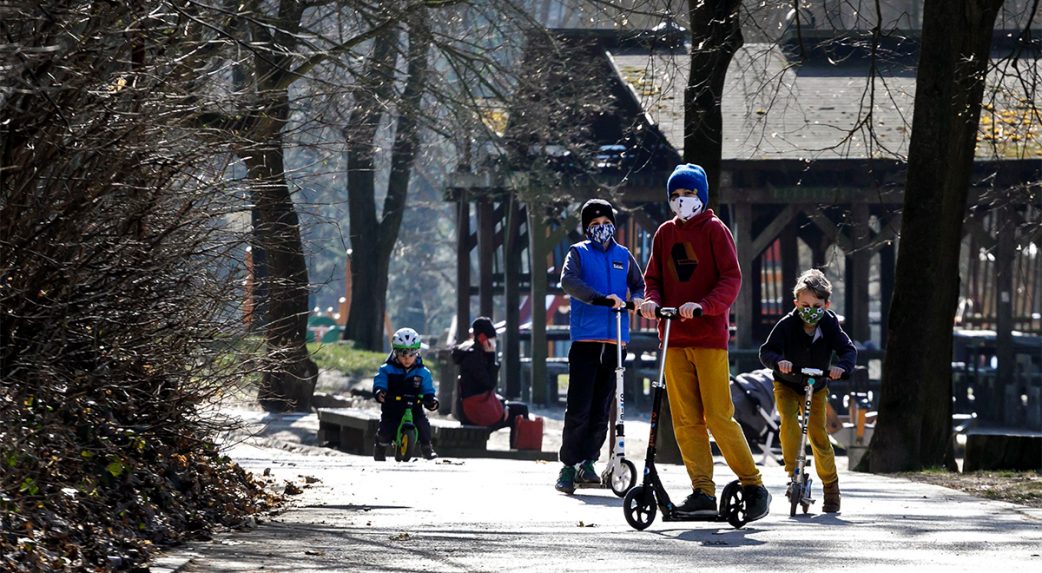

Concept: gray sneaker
[[676, 491, 717, 515], [743, 484, 772, 522]]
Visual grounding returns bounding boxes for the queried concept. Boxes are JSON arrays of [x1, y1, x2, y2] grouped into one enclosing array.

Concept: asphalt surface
[[158, 410, 1042, 573]]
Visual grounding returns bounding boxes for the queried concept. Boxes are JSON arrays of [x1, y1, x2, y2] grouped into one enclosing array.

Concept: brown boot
[[823, 480, 841, 513]]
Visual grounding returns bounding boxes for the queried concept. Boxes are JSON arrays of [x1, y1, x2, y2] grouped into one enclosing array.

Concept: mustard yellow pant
[[774, 382, 838, 484], [664, 347, 762, 496]]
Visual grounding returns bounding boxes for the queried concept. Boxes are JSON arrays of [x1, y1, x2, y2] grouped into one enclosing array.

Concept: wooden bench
[[963, 429, 1042, 471], [316, 408, 556, 460]]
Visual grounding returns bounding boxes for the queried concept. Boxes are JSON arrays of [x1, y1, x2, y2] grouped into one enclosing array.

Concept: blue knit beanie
[[666, 164, 709, 207]]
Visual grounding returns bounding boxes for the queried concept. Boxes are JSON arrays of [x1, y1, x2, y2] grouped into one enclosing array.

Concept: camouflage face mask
[[586, 222, 615, 245], [798, 306, 825, 326]]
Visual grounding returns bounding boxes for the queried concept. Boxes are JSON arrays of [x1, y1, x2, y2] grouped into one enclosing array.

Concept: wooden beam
[[807, 210, 854, 252], [751, 204, 799, 256]]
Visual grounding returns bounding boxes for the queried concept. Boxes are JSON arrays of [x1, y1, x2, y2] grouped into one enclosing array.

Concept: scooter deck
[[662, 510, 730, 522]]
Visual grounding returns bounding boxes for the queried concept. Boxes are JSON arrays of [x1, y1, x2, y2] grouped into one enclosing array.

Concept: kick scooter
[[623, 306, 749, 530], [787, 368, 823, 515], [577, 298, 638, 497]]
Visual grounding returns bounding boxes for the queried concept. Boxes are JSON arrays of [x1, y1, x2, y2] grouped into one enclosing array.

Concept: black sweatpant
[[378, 401, 432, 445], [559, 341, 619, 466]]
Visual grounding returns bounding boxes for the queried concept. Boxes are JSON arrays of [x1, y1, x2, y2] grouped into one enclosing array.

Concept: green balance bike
[[392, 393, 422, 462]]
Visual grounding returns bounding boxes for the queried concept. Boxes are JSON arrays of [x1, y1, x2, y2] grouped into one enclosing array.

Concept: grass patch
[[307, 342, 388, 381], [899, 469, 1042, 509]]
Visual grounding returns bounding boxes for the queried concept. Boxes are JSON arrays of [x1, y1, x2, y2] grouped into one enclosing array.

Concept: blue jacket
[[373, 356, 436, 399], [560, 239, 645, 343]]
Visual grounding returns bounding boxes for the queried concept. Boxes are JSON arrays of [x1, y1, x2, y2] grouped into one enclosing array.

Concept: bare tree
[[861, 0, 1037, 472], [1, 2, 278, 568], [685, 0, 743, 197]]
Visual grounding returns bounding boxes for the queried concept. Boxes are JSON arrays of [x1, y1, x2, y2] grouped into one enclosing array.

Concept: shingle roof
[[609, 42, 1041, 160]]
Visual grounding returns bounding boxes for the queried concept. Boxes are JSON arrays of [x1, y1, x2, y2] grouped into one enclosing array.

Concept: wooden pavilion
[[445, 26, 1041, 428]]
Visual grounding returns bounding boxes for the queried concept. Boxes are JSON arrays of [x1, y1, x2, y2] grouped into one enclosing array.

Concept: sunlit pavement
[[160, 410, 1042, 573]]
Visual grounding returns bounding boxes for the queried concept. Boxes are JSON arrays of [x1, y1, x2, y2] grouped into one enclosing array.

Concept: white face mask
[[669, 196, 704, 220]]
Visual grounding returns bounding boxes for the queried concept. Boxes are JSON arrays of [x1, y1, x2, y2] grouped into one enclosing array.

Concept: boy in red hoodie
[[639, 163, 771, 521]]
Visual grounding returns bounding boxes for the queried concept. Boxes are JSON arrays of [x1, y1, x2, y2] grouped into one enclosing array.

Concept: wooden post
[[847, 202, 871, 343], [456, 193, 471, 344], [503, 196, 523, 399], [733, 203, 755, 355], [780, 222, 798, 305], [996, 205, 1015, 423], [527, 203, 549, 405], [447, 193, 471, 417], [478, 197, 495, 319]]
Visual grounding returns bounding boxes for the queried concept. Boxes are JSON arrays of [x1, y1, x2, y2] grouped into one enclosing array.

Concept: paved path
[[162, 411, 1042, 573]]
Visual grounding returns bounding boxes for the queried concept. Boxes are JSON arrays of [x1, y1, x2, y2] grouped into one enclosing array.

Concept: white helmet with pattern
[[391, 327, 422, 352]]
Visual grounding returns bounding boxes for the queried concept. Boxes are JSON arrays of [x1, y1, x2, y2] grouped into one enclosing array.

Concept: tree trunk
[[344, 14, 430, 350], [246, 143, 318, 412], [685, 0, 743, 200], [860, 0, 1003, 472], [245, 2, 317, 412]]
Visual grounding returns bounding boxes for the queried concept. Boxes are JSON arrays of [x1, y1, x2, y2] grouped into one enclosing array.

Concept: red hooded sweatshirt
[[642, 209, 741, 349]]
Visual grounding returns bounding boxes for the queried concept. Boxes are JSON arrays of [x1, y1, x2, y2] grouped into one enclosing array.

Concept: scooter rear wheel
[[623, 485, 657, 530], [789, 476, 802, 516], [609, 459, 637, 498], [720, 480, 747, 529]]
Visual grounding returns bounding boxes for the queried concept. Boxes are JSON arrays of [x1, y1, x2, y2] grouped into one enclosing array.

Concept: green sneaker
[[576, 460, 600, 485], [555, 465, 576, 494]]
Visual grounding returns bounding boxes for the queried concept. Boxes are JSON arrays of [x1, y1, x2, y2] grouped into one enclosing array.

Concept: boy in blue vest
[[555, 199, 645, 493], [373, 327, 440, 461]]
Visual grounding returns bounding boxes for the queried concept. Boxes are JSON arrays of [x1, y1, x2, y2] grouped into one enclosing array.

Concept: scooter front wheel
[[609, 459, 637, 498], [720, 480, 747, 529], [623, 485, 657, 530]]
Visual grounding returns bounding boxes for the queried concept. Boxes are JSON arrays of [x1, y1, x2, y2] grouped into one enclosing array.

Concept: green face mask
[[798, 306, 825, 325]]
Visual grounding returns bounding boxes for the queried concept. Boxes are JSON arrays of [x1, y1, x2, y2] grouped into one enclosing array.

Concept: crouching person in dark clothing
[[452, 317, 530, 446], [373, 327, 439, 461]]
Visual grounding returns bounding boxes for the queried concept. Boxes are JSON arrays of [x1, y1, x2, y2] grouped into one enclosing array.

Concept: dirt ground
[[900, 470, 1042, 509]]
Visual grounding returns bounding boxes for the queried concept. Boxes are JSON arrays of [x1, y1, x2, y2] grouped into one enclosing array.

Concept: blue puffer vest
[[569, 240, 633, 343]]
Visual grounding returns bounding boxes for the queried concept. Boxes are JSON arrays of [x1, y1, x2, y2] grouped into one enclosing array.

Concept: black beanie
[[580, 199, 616, 230], [471, 316, 496, 339]]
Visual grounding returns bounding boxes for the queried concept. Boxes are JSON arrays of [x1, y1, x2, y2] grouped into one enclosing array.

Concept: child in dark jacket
[[451, 317, 530, 445], [759, 269, 857, 512], [373, 327, 439, 461]]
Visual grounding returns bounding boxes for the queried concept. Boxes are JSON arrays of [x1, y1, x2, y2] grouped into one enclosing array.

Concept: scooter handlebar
[[590, 297, 637, 311], [653, 306, 701, 319], [588, 298, 703, 318]]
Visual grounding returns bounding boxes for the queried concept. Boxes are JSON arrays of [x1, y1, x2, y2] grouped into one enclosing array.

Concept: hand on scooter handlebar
[[638, 300, 702, 320]]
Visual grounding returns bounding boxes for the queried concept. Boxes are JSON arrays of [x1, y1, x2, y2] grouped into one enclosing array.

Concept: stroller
[[729, 368, 782, 466]]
